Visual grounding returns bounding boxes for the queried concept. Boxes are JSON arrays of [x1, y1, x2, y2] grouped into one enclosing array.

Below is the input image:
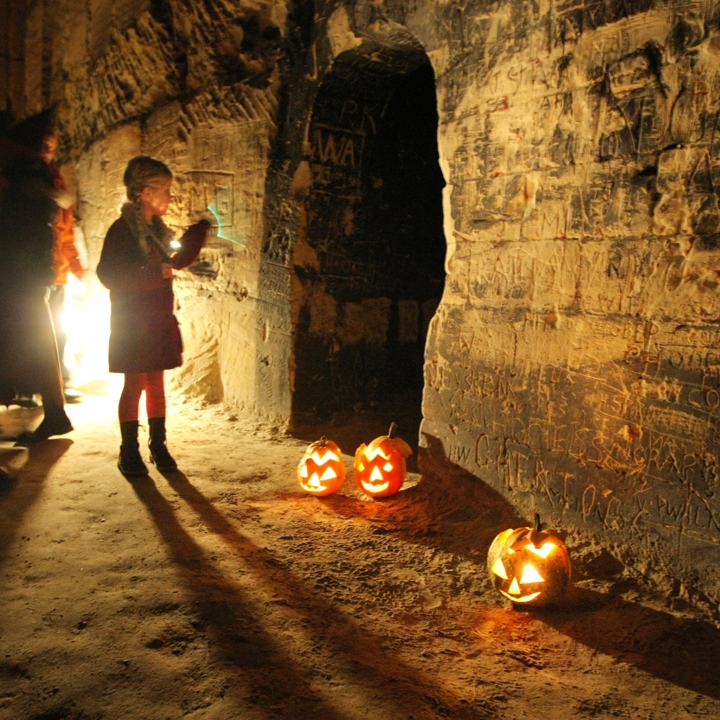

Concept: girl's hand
[[161, 263, 173, 279]]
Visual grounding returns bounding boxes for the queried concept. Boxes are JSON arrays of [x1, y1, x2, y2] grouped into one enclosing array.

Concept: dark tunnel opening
[[291, 35, 446, 443]]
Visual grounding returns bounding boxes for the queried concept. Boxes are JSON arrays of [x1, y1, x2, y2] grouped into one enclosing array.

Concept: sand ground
[[1, 385, 719, 720]]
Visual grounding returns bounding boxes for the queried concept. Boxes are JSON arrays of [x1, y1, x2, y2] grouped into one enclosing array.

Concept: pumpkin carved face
[[297, 437, 346, 496], [354, 423, 413, 499], [487, 526, 571, 606]]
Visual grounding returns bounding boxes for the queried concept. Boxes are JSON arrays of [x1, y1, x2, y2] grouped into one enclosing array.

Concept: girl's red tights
[[118, 371, 166, 422]]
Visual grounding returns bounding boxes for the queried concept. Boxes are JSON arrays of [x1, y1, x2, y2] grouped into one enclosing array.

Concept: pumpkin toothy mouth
[[361, 480, 390, 494], [499, 590, 542, 603], [302, 473, 328, 492]]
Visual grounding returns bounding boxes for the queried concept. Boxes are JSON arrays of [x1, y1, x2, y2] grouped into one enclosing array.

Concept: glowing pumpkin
[[297, 437, 346, 496], [354, 422, 413, 499], [487, 523, 571, 607]]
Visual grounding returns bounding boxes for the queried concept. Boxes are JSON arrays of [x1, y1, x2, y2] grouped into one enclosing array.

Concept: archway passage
[[292, 28, 446, 440]]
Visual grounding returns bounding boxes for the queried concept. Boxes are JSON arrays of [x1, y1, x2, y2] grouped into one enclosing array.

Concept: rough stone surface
[[400, 0, 720, 616]]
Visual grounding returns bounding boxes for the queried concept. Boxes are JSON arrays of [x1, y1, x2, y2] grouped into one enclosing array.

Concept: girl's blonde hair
[[123, 155, 173, 204]]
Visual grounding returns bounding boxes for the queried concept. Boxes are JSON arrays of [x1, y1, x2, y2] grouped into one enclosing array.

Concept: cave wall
[[3, 0, 292, 423], [394, 0, 720, 613], [4, 0, 720, 611]]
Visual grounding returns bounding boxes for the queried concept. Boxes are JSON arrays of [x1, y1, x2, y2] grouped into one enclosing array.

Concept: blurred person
[[40, 132, 87, 402], [0, 109, 73, 440]]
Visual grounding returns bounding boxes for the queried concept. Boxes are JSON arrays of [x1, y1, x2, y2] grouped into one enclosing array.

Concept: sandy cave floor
[[1, 385, 720, 720]]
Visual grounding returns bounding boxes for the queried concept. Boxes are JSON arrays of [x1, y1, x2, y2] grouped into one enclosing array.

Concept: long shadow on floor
[[156, 469, 487, 718], [320, 432, 720, 700], [536, 586, 720, 699], [128, 474, 351, 720], [0, 439, 72, 569]]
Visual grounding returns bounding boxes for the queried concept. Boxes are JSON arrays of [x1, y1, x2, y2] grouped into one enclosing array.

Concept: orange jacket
[[49, 165, 83, 285], [52, 204, 83, 285]]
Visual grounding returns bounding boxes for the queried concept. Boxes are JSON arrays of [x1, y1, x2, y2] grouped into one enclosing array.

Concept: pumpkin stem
[[534, 512, 542, 531], [320, 436, 327, 445], [388, 422, 398, 438]]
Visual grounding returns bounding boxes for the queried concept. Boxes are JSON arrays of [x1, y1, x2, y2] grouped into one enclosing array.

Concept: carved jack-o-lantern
[[297, 437, 346, 496], [487, 521, 571, 606], [354, 422, 413, 499]]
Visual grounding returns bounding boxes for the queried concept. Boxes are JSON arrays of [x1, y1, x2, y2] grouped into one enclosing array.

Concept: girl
[[97, 156, 209, 476]]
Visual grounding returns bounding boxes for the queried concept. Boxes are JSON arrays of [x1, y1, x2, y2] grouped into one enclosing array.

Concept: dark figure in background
[[97, 155, 209, 476], [41, 133, 86, 402], [0, 110, 74, 440]]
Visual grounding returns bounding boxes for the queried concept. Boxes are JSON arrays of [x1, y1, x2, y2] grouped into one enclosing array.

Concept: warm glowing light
[[370, 466, 384, 482], [320, 467, 337, 481], [310, 450, 340, 465], [297, 437, 346, 496], [491, 558, 508, 580], [495, 529, 514, 545], [61, 275, 113, 385], [361, 480, 389, 494], [363, 447, 390, 461], [499, 590, 542, 603], [353, 424, 412, 499], [520, 565, 545, 584], [526, 542, 556, 558], [487, 525, 571, 606]]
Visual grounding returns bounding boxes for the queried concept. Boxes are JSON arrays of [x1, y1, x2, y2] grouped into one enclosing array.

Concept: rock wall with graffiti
[[401, 0, 720, 612], [54, 0, 291, 423]]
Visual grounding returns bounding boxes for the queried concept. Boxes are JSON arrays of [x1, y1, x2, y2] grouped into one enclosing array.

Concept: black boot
[[16, 407, 73, 444], [34, 407, 73, 438], [148, 417, 177, 472], [118, 420, 148, 477]]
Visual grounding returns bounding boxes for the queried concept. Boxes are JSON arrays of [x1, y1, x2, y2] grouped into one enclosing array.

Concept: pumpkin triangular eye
[[491, 558, 508, 580], [370, 466, 384, 481], [383, 462, 393, 471], [320, 467, 337, 481], [508, 578, 521, 595], [520, 565, 544, 584], [300, 465, 308, 478], [527, 542, 556, 558]]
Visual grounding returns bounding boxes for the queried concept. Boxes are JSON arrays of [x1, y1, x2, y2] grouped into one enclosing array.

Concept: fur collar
[[121, 202, 173, 256]]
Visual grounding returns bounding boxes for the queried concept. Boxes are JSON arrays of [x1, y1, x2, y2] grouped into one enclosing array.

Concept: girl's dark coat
[[97, 208, 209, 374]]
